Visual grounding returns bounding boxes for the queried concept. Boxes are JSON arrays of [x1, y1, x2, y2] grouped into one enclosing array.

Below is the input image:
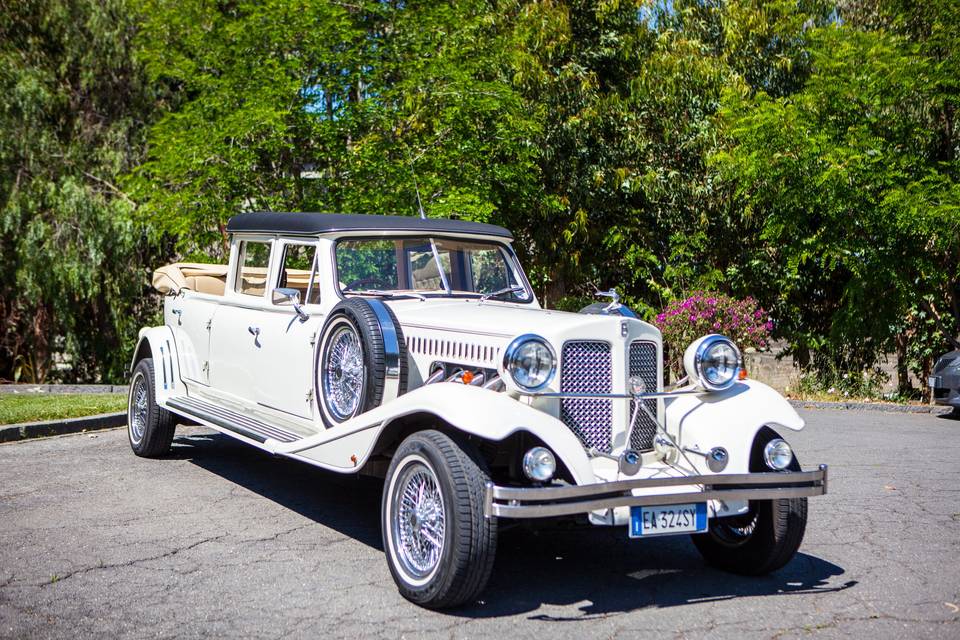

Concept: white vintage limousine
[[130, 211, 827, 609]]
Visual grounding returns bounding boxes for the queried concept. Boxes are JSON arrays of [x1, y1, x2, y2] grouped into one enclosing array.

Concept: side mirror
[[273, 287, 309, 322]]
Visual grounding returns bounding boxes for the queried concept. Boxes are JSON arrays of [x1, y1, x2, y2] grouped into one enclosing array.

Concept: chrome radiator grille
[[560, 341, 613, 453], [629, 341, 659, 451]]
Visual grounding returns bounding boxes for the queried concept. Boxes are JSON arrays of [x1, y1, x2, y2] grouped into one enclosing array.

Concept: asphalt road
[[1, 409, 958, 639]]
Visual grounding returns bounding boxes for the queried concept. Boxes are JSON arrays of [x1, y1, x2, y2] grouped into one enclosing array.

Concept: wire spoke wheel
[[128, 372, 148, 444], [126, 358, 175, 458], [708, 505, 759, 547], [382, 431, 497, 609], [391, 460, 446, 581], [322, 324, 365, 420]]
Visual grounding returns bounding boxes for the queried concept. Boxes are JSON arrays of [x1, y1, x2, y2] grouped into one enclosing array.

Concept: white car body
[[134, 214, 826, 604]]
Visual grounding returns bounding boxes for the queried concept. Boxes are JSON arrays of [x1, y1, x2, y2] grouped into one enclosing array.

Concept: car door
[[168, 295, 217, 385], [254, 240, 324, 420], [208, 237, 273, 403]]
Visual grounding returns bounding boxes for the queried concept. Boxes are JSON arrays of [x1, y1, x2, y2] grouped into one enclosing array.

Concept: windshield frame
[[332, 234, 535, 304]]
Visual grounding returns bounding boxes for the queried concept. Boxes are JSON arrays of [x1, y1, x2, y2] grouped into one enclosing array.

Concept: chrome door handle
[[248, 326, 260, 336], [171, 309, 183, 325]]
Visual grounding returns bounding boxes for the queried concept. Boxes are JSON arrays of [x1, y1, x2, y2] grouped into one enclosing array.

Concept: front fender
[[664, 378, 803, 475], [130, 326, 183, 403], [279, 384, 595, 483]]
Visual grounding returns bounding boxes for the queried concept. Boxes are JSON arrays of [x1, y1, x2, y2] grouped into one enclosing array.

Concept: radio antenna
[[405, 151, 451, 293], [406, 151, 427, 220]]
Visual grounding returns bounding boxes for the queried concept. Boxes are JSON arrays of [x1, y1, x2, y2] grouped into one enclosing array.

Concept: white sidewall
[[384, 452, 445, 588]]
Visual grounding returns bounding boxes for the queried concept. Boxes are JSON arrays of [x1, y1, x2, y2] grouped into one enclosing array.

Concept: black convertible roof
[[226, 212, 513, 239]]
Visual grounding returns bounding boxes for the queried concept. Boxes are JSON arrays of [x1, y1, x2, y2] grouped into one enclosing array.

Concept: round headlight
[[503, 334, 556, 391], [522, 447, 557, 482], [763, 438, 793, 471], [684, 335, 741, 391]]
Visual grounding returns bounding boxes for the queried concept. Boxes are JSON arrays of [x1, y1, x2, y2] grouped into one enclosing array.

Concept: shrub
[[655, 292, 772, 377]]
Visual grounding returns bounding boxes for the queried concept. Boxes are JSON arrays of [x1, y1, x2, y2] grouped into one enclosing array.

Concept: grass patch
[[0, 393, 126, 425]]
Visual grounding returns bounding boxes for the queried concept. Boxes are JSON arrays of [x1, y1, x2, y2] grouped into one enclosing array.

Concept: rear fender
[[130, 326, 183, 403], [663, 378, 803, 475]]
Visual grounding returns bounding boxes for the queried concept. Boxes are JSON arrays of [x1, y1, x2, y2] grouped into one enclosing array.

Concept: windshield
[[335, 237, 531, 302]]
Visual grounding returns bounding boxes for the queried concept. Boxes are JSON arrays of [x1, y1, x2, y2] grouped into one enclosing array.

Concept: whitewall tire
[[382, 430, 497, 609]]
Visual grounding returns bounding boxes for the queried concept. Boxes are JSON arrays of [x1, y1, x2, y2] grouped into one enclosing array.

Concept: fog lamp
[[763, 439, 793, 470], [707, 447, 729, 472], [522, 447, 557, 482], [619, 449, 642, 475]]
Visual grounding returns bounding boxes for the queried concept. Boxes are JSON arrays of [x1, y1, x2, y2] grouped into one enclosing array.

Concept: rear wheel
[[127, 358, 176, 457], [691, 429, 807, 575], [382, 430, 497, 609]]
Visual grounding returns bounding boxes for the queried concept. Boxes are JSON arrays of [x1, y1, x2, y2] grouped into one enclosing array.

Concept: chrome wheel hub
[[322, 325, 364, 420], [392, 461, 445, 580], [712, 507, 759, 547], [129, 373, 148, 444]]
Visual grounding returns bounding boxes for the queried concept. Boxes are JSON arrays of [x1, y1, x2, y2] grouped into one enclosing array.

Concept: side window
[[235, 241, 271, 297], [277, 243, 320, 304]]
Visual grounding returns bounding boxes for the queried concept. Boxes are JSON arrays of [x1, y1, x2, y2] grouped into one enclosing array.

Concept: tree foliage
[[1, 0, 957, 387], [0, 0, 162, 383], [715, 1, 959, 381]]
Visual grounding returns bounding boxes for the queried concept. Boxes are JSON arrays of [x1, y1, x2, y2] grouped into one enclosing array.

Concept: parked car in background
[[930, 350, 960, 412], [129, 212, 827, 609]]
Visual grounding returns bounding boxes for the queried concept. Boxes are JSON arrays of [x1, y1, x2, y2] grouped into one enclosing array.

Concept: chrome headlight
[[683, 334, 741, 391], [503, 334, 556, 391], [763, 438, 794, 470], [522, 447, 557, 482]]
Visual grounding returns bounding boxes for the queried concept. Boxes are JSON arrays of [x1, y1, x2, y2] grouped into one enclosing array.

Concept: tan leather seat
[[185, 275, 226, 296], [153, 263, 229, 295]]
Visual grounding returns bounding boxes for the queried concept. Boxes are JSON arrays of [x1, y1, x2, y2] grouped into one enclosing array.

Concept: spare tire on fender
[[315, 298, 408, 428]]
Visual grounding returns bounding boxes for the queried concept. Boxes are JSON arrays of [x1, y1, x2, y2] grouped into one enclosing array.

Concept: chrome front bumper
[[484, 465, 828, 519]]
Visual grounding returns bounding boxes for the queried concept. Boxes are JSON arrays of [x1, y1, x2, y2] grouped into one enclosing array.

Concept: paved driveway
[[0, 409, 957, 639]]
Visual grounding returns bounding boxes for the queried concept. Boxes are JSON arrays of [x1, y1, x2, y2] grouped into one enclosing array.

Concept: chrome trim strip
[[483, 465, 827, 519], [165, 340, 175, 390], [159, 344, 168, 390], [522, 389, 701, 400], [366, 298, 401, 404]]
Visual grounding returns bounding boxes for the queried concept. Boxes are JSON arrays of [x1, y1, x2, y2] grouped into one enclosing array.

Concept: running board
[[167, 396, 302, 444]]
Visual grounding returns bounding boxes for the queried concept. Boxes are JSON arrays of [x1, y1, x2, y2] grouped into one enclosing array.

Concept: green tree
[[131, 0, 542, 259], [714, 12, 959, 388], [0, 0, 162, 383]]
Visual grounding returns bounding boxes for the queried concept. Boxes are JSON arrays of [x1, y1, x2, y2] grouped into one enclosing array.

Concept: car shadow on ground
[[170, 429, 855, 618], [170, 430, 385, 549]]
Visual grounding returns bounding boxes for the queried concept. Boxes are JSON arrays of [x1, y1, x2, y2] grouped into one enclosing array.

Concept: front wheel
[[692, 427, 807, 575], [691, 496, 807, 575], [381, 430, 497, 609]]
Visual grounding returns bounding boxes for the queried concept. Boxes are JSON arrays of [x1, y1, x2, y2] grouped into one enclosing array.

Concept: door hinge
[[203, 361, 210, 375], [309, 330, 318, 347], [305, 388, 314, 406], [205, 319, 212, 331]]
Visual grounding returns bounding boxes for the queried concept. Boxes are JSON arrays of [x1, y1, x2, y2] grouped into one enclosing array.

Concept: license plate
[[928, 376, 940, 388], [630, 503, 707, 538]]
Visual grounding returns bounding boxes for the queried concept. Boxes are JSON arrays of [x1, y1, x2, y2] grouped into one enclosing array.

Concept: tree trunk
[[921, 356, 932, 404], [895, 332, 910, 395], [543, 269, 566, 309]]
